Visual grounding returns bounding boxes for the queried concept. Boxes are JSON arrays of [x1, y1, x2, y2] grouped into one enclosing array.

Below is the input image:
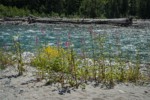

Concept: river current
[[0, 24, 150, 63]]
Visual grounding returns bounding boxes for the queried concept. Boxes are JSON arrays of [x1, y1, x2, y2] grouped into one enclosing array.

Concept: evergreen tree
[[65, 0, 82, 16], [120, 0, 128, 17], [129, 0, 137, 16], [0, 0, 150, 18], [138, 0, 150, 18]]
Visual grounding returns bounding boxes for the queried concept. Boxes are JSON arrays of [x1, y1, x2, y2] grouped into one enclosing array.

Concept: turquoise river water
[[0, 24, 150, 63]]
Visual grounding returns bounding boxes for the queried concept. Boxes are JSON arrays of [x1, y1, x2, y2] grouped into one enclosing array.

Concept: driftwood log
[[2, 17, 132, 26], [28, 17, 133, 26], [3, 17, 27, 22]]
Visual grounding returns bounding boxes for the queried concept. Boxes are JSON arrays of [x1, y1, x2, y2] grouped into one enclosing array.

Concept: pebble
[[144, 91, 148, 93], [118, 90, 125, 93]]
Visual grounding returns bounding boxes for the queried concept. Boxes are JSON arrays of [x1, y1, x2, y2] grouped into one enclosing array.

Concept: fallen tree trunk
[[28, 18, 132, 26], [2, 17, 132, 26], [4, 17, 27, 22]]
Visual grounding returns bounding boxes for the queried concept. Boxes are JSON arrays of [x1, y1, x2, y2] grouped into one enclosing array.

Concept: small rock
[[118, 90, 125, 93], [144, 91, 148, 93], [52, 89, 57, 92], [58, 91, 64, 95], [19, 89, 24, 94], [58, 87, 71, 95], [66, 89, 71, 93]]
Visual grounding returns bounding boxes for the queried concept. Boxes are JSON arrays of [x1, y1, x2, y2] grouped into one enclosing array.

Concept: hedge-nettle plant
[[114, 32, 126, 82], [13, 35, 24, 76], [89, 26, 97, 81], [96, 33, 106, 83]]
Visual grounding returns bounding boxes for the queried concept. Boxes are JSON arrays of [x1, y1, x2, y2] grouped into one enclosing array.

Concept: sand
[[0, 66, 150, 100]]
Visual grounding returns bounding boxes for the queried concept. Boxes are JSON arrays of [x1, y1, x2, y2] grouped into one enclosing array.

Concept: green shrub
[[31, 46, 70, 83], [0, 4, 30, 17], [0, 49, 13, 70]]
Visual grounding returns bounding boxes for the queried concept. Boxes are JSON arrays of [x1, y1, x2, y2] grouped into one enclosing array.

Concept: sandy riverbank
[[0, 65, 150, 100]]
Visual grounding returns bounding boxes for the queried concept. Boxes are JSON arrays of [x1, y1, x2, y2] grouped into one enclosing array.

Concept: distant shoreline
[[0, 17, 150, 28]]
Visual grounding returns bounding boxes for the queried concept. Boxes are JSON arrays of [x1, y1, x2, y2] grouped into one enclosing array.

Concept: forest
[[0, 0, 150, 18]]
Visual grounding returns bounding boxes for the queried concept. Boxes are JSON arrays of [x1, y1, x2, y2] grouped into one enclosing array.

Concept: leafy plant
[[32, 46, 70, 86], [0, 49, 13, 70], [126, 50, 141, 83], [13, 35, 24, 76]]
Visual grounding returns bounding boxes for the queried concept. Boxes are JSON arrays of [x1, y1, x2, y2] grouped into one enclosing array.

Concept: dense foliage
[[0, 0, 150, 18]]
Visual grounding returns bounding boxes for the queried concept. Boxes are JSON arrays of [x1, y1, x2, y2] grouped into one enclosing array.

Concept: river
[[0, 23, 150, 63]]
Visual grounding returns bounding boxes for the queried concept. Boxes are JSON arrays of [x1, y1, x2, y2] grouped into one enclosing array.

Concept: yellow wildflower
[[44, 46, 59, 58]]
